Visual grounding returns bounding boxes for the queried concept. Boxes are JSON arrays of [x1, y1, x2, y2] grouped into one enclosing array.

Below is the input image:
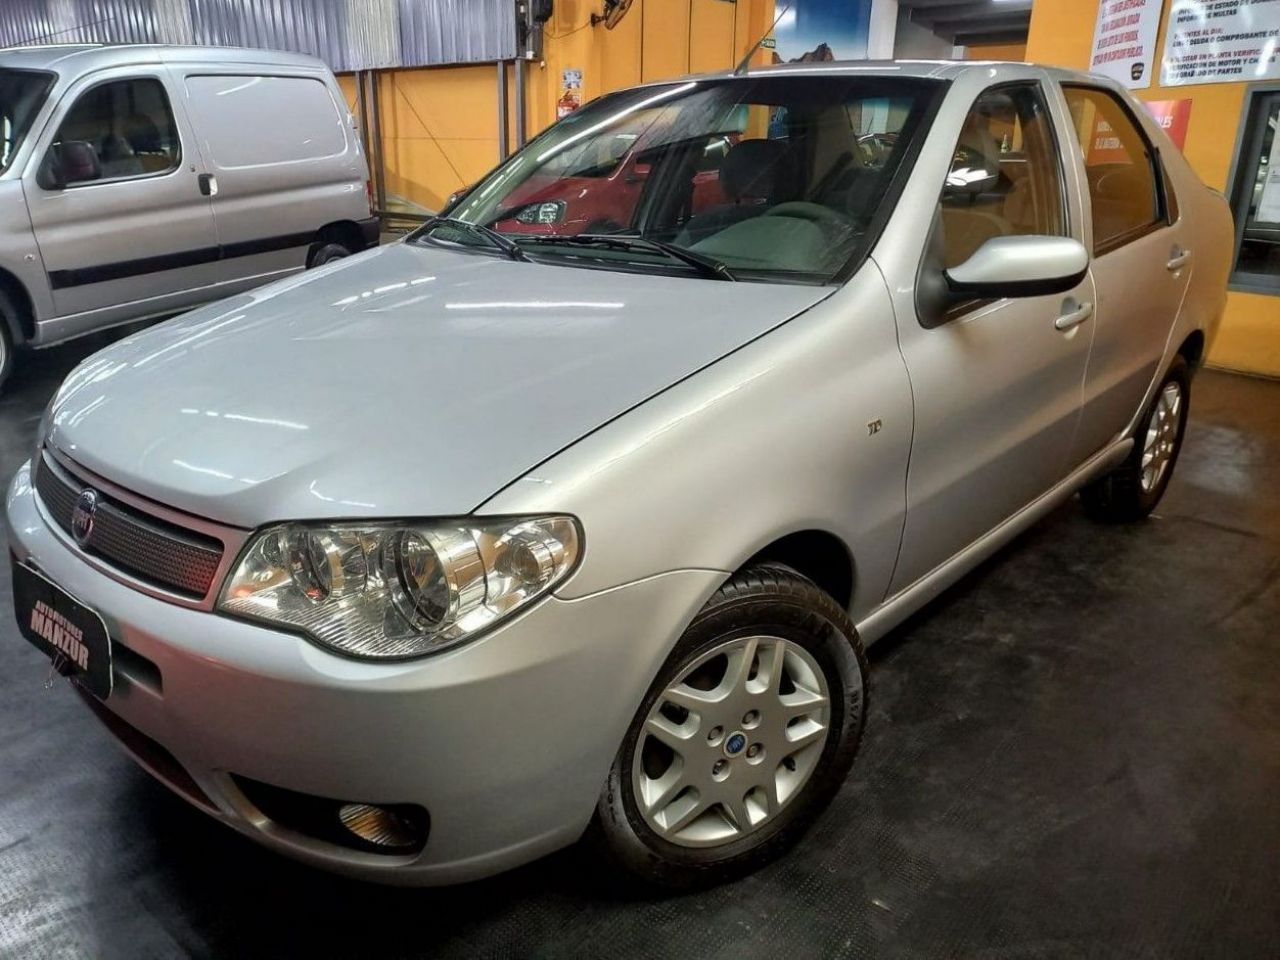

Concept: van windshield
[[442, 75, 942, 284], [0, 69, 53, 174]]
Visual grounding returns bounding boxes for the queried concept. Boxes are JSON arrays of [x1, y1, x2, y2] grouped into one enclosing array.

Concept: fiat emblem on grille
[[71, 489, 98, 546]]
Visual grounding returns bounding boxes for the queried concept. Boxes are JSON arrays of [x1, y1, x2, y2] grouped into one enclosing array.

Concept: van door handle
[[1054, 300, 1093, 331], [1166, 247, 1191, 271], [197, 173, 218, 197]]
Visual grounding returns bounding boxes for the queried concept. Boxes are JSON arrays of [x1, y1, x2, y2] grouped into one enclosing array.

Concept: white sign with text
[[1161, 0, 1280, 86], [1090, 0, 1164, 89]]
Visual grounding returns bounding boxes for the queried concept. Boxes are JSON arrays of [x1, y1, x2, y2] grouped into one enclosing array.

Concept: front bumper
[[357, 215, 381, 250], [5, 462, 721, 884]]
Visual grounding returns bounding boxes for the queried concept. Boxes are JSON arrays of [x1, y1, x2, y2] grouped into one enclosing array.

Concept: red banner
[[1143, 99, 1193, 151]]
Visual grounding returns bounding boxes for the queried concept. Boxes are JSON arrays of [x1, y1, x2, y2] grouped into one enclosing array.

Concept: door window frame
[[1224, 81, 1280, 295], [1061, 83, 1174, 257], [918, 78, 1073, 328], [38, 73, 183, 191]]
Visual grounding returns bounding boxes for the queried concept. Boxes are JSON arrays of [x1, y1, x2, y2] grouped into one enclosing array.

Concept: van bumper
[[357, 215, 381, 249]]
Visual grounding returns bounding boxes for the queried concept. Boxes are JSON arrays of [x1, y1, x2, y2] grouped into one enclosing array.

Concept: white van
[[0, 44, 378, 387]]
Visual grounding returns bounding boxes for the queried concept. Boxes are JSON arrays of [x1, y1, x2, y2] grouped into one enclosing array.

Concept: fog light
[[338, 802, 425, 851]]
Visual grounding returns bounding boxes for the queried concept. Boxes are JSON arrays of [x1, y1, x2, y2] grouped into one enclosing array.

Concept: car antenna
[[734, 1, 792, 76]]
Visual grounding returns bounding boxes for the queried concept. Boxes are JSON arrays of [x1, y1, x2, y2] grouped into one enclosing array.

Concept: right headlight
[[217, 516, 581, 660]]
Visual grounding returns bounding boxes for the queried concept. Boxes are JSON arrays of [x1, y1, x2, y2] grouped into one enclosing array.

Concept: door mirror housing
[[443, 184, 473, 213], [945, 235, 1088, 300]]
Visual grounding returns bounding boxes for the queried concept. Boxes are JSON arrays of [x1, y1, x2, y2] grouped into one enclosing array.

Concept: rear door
[[177, 70, 363, 287], [23, 68, 220, 332], [1058, 83, 1191, 462]]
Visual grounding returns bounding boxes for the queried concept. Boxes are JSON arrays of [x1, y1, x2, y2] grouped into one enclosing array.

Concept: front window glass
[[0, 69, 53, 174], [444, 76, 941, 284], [49, 77, 180, 186], [939, 83, 1066, 269]]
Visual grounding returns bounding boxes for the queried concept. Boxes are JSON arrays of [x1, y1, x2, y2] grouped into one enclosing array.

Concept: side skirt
[[855, 437, 1133, 646]]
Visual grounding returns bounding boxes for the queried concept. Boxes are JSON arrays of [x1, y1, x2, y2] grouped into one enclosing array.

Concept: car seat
[[677, 139, 801, 245], [939, 114, 1012, 267]]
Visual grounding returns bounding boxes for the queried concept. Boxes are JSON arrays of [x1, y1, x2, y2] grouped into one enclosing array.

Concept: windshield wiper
[[516, 233, 736, 281], [411, 216, 528, 262]]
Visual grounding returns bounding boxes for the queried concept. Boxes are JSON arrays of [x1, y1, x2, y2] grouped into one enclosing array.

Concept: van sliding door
[[179, 71, 363, 288]]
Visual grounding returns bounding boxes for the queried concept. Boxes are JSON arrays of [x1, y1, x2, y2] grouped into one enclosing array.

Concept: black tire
[[591, 562, 868, 890], [0, 289, 18, 393], [307, 242, 352, 268], [1081, 354, 1191, 522]]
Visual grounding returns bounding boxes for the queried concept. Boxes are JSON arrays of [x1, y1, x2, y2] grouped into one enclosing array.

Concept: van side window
[[183, 75, 346, 168], [52, 77, 180, 185], [1062, 85, 1164, 255], [939, 83, 1066, 269]]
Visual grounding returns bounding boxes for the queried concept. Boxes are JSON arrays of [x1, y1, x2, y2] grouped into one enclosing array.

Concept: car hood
[[45, 242, 830, 528]]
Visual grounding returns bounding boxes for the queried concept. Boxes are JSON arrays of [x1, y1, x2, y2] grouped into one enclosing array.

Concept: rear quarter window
[[184, 74, 346, 168]]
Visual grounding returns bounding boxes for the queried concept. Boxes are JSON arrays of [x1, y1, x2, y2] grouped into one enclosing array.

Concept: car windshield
[[0, 69, 53, 174], [445, 75, 941, 284]]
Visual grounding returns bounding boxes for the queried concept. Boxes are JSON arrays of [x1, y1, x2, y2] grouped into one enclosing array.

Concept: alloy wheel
[[1140, 380, 1183, 493], [630, 635, 833, 848]]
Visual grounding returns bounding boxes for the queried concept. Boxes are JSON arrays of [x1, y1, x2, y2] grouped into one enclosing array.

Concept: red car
[[487, 131, 739, 236]]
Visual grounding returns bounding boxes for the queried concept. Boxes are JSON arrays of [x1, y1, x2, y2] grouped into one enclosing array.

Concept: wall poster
[[1089, 0, 1164, 89], [1143, 98, 1193, 149], [771, 0, 874, 63], [1161, 0, 1280, 86]]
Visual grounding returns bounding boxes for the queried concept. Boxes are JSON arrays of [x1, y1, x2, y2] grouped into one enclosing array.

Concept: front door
[[1059, 83, 1192, 462], [24, 69, 220, 336], [888, 80, 1094, 594]]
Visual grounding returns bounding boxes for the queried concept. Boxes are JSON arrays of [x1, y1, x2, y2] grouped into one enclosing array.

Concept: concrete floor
[[0, 333, 1277, 959]]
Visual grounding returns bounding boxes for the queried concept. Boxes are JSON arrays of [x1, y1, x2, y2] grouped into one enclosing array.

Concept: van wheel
[[307, 242, 352, 268], [1081, 355, 1190, 522], [0, 290, 18, 392], [591, 562, 867, 890]]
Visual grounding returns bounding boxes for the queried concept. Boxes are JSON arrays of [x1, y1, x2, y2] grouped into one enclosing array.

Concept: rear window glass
[[184, 75, 346, 167]]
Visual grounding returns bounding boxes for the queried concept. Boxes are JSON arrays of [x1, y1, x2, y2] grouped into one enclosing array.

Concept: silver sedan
[[6, 60, 1231, 888]]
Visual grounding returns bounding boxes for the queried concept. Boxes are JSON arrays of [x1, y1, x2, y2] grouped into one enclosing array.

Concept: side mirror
[[39, 141, 100, 189], [37, 150, 65, 190], [443, 184, 473, 212], [945, 235, 1088, 300], [625, 160, 651, 185]]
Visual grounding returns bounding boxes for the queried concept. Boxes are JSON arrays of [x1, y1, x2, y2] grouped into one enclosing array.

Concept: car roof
[[0, 42, 326, 74], [690, 58, 1102, 85]]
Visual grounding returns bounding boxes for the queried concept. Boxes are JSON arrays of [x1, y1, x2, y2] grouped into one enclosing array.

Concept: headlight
[[515, 200, 566, 225], [218, 516, 581, 659]]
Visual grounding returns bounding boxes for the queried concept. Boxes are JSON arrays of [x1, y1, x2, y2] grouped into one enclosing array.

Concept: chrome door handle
[[1166, 247, 1191, 271], [1054, 301, 1093, 331], [197, 173, 218, 197]]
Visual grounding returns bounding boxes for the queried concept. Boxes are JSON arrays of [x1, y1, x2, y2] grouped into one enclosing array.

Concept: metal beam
[[957, 28, 1032, 47], [930, 12, 1030, 37], [903, 0, 1031, 29], [900, 0, 1030, 10], [369, 71, 387, 215], [514, 56, 527, 149], [497, 60, 509, 161]]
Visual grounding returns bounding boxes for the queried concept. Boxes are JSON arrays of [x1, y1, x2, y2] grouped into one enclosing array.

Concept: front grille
[[35, 450, 225, 599]]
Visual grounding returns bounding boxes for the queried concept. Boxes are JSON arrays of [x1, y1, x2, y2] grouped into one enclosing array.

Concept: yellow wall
[[1026, 0, 1277, 377], [341, 0, 774, 212], [964, 41, 1027, 61]]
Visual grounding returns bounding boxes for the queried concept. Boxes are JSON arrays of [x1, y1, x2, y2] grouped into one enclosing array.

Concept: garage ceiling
[[897, 0, 1033, 47]]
